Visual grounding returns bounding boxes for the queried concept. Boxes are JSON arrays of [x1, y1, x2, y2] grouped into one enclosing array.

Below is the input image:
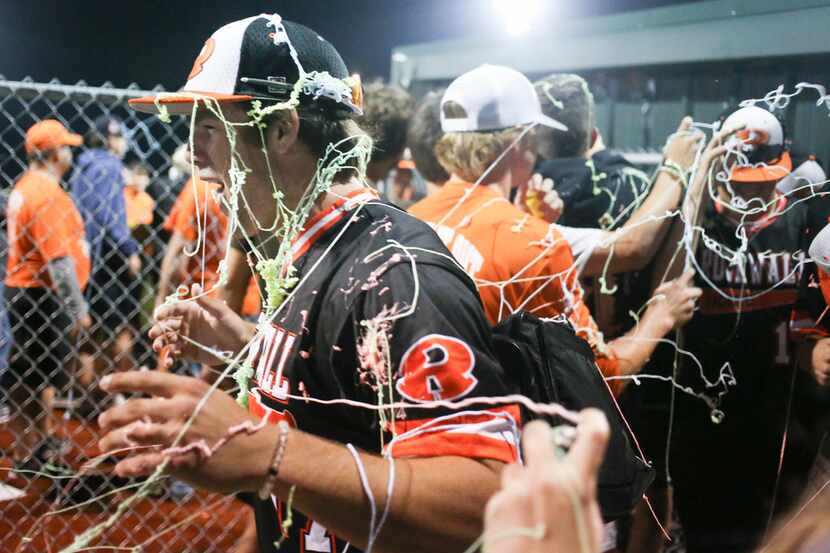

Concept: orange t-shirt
[[5, 170, 90, 290], [163, 178, 262, 317], [124, 187, 155, 229], [241, 276, 261, 317], [164, 177, 228, 291], [409, 180, 617, 376]]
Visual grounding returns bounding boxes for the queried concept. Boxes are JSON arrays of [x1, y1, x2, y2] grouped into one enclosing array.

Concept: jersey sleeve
[[350, 258, 521, 464]]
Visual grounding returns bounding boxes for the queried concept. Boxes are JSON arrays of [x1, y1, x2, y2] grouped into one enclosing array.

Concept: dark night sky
[[0, 0, 702, 90]]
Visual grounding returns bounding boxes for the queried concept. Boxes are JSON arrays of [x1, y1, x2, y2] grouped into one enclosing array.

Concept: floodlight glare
[[492, 0, 542, 36]]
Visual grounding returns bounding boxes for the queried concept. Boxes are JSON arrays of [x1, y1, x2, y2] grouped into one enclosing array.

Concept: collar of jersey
[[445, 178, 506, 200], [289, 188, 379, 263]]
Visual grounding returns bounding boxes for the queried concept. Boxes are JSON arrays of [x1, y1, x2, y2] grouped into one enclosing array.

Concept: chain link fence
[[0, 78, 251, 552]]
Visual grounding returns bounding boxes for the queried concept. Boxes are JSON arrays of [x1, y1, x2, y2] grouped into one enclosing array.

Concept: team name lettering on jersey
[[699, 249, 806, 287], [428, 223, 485, 276], [249, 322, 295, 403]]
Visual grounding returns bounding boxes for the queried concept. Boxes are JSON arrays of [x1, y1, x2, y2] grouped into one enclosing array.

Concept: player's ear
[[269, 109, 301, 155]]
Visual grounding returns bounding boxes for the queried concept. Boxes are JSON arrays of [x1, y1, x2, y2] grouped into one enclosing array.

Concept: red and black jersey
[[246, 190, 520, 553]]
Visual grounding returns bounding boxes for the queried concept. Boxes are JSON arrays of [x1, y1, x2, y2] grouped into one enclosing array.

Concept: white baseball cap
[[776, 157, 826, 194], [810, 222, 830, 270], [721, 105, 792, 183], [440, 64, 567, 133]]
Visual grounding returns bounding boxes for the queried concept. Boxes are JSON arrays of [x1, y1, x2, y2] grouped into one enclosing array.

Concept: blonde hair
[[434, 127, 528, 182]]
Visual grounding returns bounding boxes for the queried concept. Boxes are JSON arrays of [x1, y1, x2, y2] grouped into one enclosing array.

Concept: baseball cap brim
[[64, 133, 83, 147], [535, 113, 568, 132], [730, 151, 793, 183], [128, 92, 254, 115]]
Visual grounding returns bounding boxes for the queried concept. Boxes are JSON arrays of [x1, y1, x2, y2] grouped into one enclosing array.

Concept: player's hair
[[407, 89, 449, 185], [27, 149, 57, 164], [127, 159, 150, 175], [535, 73, 595, 159], [361, 82, 415, 164], [84, 130, 107, 150], [256, 103, 370, 180], [435, 126, 527, 183]]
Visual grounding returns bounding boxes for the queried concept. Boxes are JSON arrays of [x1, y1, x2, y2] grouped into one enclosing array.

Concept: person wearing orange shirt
[[123, 162, 155, 230], [3, 120, 91, 470], [409, 65, 700, 388], [155, 173, 228, 310]]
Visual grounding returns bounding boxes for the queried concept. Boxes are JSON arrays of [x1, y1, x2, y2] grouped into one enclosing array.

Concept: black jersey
[[668, 194, 811, 540], [245, 190, 520, 553], [682, 195, 809, 382]]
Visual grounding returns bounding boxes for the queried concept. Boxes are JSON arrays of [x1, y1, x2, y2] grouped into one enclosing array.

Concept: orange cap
[[25, 119, 82, 155]]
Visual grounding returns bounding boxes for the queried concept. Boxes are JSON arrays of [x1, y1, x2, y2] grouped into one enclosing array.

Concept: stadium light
[[492, 0, 542, 36]]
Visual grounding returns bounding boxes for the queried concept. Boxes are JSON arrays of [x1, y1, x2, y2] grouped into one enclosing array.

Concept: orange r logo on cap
[[188, 38, 215, 81]]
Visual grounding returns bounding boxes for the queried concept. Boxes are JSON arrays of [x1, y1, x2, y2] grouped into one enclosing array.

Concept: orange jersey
[[164, 177, 228, 291], [124, 187, 155, 229], [409, 180, 617, 376], [5, 170, 90, 290], [242, 276, 261, 317]]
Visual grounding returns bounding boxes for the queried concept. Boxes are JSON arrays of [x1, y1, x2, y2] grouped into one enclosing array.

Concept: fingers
[[99, 419, 176, 453], [676, 116, 692, 133], [500, 462, 524, 487], [100, 370, 204, 398], [568, 408, 610, 482], [679, 269, 695, 287], [522, 420, 558, 471], [114, 452, 168, 478], [98, 397, 185, 433], [708, 122, 746, 152]]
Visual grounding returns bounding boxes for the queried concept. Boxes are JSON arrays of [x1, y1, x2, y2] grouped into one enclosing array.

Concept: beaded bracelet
[[258, 420, 290, 500], [658, 160, 688, 188]]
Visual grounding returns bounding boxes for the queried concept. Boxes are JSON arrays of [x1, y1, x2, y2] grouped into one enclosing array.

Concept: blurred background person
[[0, 188, 11, 418], [406, 89, 449, 194], [361, 81, 419, 204], [534, 74, 651, 231], [3, 120, 90, 472], [69, 115, 140, 397], [123, 161, 156, 369], [155, 170, 227, 314], [123, 161, 155, 232]]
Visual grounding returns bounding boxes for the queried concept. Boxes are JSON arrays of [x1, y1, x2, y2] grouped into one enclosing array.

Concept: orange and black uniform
[[409, 179, 619, 378], [653, 196, 812, 553], [3, 170, 90, 392], [245, 191, 519, 553]]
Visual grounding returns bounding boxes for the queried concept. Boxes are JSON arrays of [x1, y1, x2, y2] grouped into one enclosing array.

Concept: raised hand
[[149, 283, 254, 368], [648, 269, 703, 330], [484, 410, 610, 553], [97, 371, 275, 493], [516, 173, 564, 223]]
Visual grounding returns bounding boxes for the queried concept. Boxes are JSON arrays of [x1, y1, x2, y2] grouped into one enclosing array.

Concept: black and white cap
[[440, 64, 567, 133], [130, 14, 363, 116]]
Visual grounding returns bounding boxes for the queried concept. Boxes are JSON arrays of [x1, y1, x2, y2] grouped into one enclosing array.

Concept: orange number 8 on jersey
[[395, 334, 478, 402]]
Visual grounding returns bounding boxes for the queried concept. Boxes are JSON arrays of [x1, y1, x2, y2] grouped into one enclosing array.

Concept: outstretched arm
[[580, 117, 703, 277], [605, 270, 701, 379]]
